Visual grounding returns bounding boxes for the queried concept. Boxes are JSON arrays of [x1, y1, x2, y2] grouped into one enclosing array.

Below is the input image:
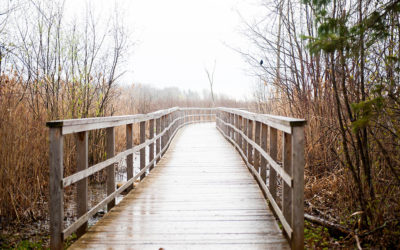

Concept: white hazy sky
[[65, 0, 265, 100]]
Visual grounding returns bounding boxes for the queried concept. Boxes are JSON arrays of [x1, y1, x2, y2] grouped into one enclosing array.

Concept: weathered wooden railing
[[46, 107, 215, 249], [215, 108, 306, 249]]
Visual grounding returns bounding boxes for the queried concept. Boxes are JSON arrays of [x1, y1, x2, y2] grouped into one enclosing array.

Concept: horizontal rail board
[[63, 114, 215, 187], [217, 107, 306, 134], [47, 106, 304, 135], [47, 108, 215, 135]]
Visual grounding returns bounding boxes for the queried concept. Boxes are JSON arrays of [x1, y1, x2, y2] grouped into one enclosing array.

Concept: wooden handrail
[[215, 109, 306, 250], [47, 107, 305, 250], [47, 108, 215, 249]]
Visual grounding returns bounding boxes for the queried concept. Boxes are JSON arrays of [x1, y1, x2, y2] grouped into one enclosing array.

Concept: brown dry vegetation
[[245, 0, 400, 247], [1, 0, 400, 249]]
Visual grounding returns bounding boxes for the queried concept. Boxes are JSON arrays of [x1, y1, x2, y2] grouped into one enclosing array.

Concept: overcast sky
[[65, 0, 264, 100]]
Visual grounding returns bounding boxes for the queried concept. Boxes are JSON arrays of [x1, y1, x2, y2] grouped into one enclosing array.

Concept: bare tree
[[204, 60, 216, 106]]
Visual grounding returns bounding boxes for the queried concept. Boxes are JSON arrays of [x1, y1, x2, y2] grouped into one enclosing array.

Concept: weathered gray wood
[[291, 126, 305, 250], [269, 127, 277, 201], [225, 112, 229, 135], [63, 120, 182, 187], [106, 127, 115, 211], [282, 132, 292, 229], [238, 116, 242, 151], [47, 107, 179, 135], [126, 124, 133, 190], [254, 121, 261, 174], [49, 127, 63, 250], [248, 119, 253, 166], [234, 114, 238, 145], [46, 107, 305, 136], [48, 107, 304, 248], [216, 107, 306, 134], [63, 117, 200, 240], [218, 117, 292, 186], [149, 119, 155, 171], [260, 123, 268, 183], [63, 134, 163, 188], [76, 131, 88, 237], [166, 114, 171, 145], [230, 113, 234, 139], [156, 118, 161, 163], [161, 115, 165, 155], [70, 123, 289, 249], [140, 121, 146, 180], [243, 118, 247, 156]]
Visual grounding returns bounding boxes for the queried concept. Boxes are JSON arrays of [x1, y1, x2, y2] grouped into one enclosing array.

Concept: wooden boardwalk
[[70, 123, 289, 249]]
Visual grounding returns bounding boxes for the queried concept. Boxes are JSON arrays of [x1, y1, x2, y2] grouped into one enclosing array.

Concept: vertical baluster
[[243, 118, 248, 157], [230, 113, 234, 139], [106, 127, 115, 211], [254, 121, 261, 174], [282, 132, 292, 230], [292, 126, 305, 250], [140, 121, 146, 180], [49, 127, 63, 250], [126, 124, 133, 190], [76, 131, 88, 237], [248, 119, 253, 165], [161, 115, 166, 153], [184, 110, 187, 124], [156, 118, 161, 163], [269, 127, 277, 201], [233, 114, 237, 142], [167, 114, 171, 142], [238, 116, 242, 150], [149, 119, 155, 171], [260, 123, 268, 183]]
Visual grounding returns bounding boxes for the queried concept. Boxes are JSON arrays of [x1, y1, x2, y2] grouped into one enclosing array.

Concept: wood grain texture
[[76, 131, 88, 237], [106, 127, 115, 211], [69, 123, 289, 249], [149, 119, 155, 171], [140, 121, 146, 180], [49, 127, 63, 250], [126, 124, 133, 191]]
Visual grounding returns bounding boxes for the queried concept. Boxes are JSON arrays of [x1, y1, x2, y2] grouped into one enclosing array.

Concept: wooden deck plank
[[69, 123, 289, 249]]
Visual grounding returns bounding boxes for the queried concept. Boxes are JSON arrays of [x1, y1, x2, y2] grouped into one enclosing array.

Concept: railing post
[[225, 112, 229, 134], [156, 118, 161, 163], [106, 127, 115, 211], [76, 131, 88, 237], [161, 115, 166, 154], [149, 119, 155, 171], [230, 113, 234, 139], [269, 127, 277, 201], [282, 132, 292, 232], [126, 124, 133, 190], [243, 118, 248, 157], [254, 121, 261, 174], [140, 121, 146, 180], [166, 114, 170, 143], [49, 127, 63, 250], [260, 123, 268, 183], [291, 126, 305, 250], [248, 119, 253, 165], [238, 116, 242, 151]]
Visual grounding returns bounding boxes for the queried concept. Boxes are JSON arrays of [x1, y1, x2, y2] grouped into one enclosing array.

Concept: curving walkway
[[70, 122, 289, 249]]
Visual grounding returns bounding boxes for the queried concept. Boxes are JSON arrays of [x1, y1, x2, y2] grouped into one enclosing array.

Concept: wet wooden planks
[[69, 123, 289, 249]]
